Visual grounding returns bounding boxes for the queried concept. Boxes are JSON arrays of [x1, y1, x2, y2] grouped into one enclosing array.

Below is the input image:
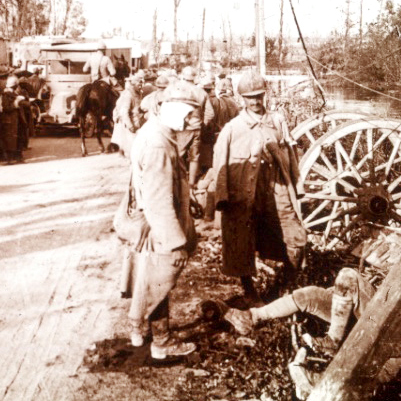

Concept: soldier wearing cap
[[140, 75, 169, 121], [167, 65, 215, 187], [110, 74, 143, 158], [119, 84, 198, 359], [142, 70, 158, 98], [213, 71, 306, 305], [0, 75, 27, 163], [83, 41, 119, 87]]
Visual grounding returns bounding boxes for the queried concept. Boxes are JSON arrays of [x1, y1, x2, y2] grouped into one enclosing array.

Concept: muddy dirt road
[[0, 148, 134, 400]]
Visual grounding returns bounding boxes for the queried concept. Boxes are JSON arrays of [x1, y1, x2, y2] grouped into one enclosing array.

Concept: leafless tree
[[173, 0, 181, 46]]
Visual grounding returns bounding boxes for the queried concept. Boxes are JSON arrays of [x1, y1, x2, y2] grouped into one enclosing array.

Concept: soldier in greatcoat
[[110, 74, 143, 158], [0, 76, 27, 163], [121, 85, 199, 359], [213, 71, 307, 305], [199, 76, 239, 173]]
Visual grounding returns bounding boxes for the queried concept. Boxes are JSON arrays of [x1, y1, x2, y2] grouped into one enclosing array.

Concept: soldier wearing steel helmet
[[168, 65, 215, 188], [140, 75, 169, 121], [116, 84, 199, 359], [213, 70, 306, 305], [83, 41, 119, 87]]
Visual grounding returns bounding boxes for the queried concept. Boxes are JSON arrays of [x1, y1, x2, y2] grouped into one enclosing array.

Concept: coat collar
[[239, 108, 268, 129]]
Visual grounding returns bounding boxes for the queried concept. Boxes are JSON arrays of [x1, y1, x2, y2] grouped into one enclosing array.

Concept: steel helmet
[[181, 66, 197, 82], [155, 75, 169, 88], [6, 75, 19, 88], [237, 71, 266, 97], [163, 82, 200, 107], [97, 41, 107, 50]]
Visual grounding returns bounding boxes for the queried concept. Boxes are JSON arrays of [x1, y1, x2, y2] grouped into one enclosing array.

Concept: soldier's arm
[[213, 123, 232, 210], [82, 56, 91, 73], [203, 95, 215, 127], [141, 145, 187, 252], [119, 92, 134, 130], [107, 57, 117, 76]]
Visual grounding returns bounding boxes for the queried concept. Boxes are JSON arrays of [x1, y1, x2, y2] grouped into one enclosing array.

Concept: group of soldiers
[[3, 40, 397, 396], [107, 61, 401, 398], [0, 68, 43, 164]]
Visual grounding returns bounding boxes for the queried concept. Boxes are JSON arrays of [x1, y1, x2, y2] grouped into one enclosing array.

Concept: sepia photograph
[[1, 0, 401, 400]]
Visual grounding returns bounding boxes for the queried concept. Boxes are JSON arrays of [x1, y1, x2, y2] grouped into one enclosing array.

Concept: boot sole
[[150, 342, 196, 360]]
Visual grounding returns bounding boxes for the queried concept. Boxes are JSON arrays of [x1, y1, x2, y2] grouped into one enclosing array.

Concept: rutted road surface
[[0, 151, 132, 400]]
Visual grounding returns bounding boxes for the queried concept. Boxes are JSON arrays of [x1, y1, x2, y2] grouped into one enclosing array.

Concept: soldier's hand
[[172, 248, 188, 268]]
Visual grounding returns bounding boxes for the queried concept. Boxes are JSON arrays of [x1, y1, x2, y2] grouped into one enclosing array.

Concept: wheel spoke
[[318, 151, 337, 174], [326, 214, 365, 249], [342, 202, 351, 242], [385, 136, 401, 178], [304, 129, 316, 144], [324, 201, 339, 239], [335, 141, 364, 184], [356, 128, 393, 171], [304, 205, 360, 229], [391, 192, 401, 202], [335, 176, 359, 193], [303, 193, 357, 202], [303, 199, 331, 224], [388, 175, 401, 193], [310, 163, 333, 180], [349, 130, 362, 161], [389, 210, 401, 225], [335, 141, 343, 172]]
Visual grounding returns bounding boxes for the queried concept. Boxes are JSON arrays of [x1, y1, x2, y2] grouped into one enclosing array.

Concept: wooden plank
[[307, 262, 401, 401]]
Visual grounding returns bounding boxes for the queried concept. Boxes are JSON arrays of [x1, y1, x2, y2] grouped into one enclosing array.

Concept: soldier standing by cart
[[213, 71, 307, 305]]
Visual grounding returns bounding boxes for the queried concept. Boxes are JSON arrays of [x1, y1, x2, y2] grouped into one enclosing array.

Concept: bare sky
[[82, 0, 395, 40]]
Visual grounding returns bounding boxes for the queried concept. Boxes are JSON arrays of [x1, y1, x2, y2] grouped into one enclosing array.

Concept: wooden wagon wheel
[[298, 118, 401, 250], [290, 110, 373, 155]]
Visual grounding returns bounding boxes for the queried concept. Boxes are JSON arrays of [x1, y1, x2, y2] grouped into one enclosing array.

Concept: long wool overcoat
[[213, 109, 306, 277]]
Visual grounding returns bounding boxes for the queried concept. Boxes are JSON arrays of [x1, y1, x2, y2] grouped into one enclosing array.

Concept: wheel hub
[[354, 185, 391, 222]]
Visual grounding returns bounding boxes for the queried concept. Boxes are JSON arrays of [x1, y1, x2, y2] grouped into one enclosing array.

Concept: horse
[[76, 80, 119, 156], [113, 54, 131, 85], [75, 55, 130, 156]]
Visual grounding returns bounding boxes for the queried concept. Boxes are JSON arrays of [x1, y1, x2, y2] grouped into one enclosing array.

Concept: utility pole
[[278, 0, 284, 75], [152, 8, 158, 65], [199, 8, 205, 71], [359, 0, 363, 50], [255, 0, 266, 75]]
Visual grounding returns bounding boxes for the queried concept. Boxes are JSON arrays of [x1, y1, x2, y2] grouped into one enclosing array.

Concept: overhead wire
[[307, 54, 401, 103]]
